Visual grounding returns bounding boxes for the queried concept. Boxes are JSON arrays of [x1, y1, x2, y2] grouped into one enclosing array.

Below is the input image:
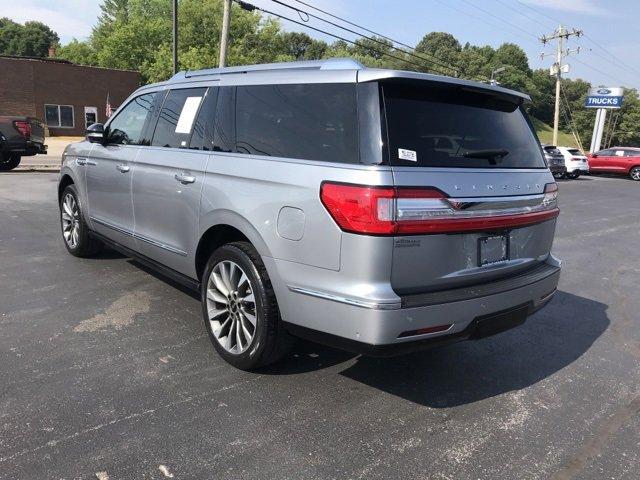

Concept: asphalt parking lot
[[1, 173, 639, 479]]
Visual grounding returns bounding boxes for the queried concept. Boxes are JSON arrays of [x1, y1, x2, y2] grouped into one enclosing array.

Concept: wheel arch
[[195, 211, 273, 281], [58, 173, 76, 203]]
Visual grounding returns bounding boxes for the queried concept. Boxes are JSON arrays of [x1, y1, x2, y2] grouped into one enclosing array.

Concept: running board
[[89, 231, 201, 292]]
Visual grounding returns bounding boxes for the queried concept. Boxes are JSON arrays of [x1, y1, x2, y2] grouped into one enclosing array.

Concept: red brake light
[[320, 182, 559, 236], [13, 120, 31, 139], [320, 183, 396, 234]]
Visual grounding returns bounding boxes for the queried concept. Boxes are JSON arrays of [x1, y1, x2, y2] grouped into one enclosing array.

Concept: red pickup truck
[[588, 147, 640, 181], [0, 116, 47, 171]]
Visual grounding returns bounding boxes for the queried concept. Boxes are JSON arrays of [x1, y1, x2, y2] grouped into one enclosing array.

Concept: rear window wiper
[[462, 149, 510, 165], [462, 149, 510, 159]]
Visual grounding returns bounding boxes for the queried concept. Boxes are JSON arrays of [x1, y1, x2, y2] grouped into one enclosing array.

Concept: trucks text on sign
[[585, 87, 624, 109]]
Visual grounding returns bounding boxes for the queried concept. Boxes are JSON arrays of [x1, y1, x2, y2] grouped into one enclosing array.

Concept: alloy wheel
[[631, 168, 640, 181], [206, 260, 257, 354], [61, 193, 80, 248]]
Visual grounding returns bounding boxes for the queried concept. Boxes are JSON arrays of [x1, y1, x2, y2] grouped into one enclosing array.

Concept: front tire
[[201, 241, 294, 370], [60, 185, 103, 257], [0, 153, 21, 171], [630, 166, 640, 181]]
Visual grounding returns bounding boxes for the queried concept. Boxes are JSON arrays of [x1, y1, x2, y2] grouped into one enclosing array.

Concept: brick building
[[0, 55, 140, 136]]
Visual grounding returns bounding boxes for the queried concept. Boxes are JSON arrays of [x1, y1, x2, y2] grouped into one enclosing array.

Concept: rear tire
[[567, 172, 579, 179], [0, 153, 21, 171], [630, 166, 640, 181], [60, 184, 103, 257], [201, 241, 294, 370], [552, 171, 565, 179]]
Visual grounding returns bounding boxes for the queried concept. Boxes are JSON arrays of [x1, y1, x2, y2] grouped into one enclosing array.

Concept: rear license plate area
[[478, 235, 508, 266], [470, 304, 529, 339]]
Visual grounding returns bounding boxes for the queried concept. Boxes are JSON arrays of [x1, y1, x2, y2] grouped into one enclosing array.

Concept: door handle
[[76, 158, 87, 166], [174, 172, 196, 184], [86, 159, 97, 166], [116, 164, 130, 173]]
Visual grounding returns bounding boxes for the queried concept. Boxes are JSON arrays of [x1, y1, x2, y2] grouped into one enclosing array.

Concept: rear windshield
[[383, 83, 545, 168], [568, 149, 581, 155]]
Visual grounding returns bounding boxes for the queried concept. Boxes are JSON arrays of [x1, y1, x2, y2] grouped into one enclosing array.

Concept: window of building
[[234, 83, 358, 164], [45, 104, 74, 128], [152, 88, 207, 148], [106, 93, 156, 145]]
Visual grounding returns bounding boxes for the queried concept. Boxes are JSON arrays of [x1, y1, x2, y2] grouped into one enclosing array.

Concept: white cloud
[[519, 0, 609, 16], [2, 1, 100, 43]]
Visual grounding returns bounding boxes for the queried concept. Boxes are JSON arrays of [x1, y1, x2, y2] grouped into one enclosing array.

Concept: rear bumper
[[267, 255, 561, 354], [3, 140, 47, 156], [566, 164, 589, 173]]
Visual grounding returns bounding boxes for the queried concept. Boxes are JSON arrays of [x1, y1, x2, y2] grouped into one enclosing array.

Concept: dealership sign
[[585, 87, 624, 109]]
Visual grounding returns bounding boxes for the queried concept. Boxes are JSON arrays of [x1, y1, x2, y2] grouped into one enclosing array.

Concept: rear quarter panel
[[200, 153, 394, 271]]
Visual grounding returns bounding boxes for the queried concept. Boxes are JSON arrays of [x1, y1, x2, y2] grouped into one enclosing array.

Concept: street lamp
[[490, 66, 507, 85]]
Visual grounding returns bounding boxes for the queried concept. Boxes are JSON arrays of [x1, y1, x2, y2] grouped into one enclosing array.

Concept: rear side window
[[383, 83, 545, 168], [152, 88, 207, 148], [234, 83, 358, 163], [189, 87, 218, 150], [107, 93, 156, 145]]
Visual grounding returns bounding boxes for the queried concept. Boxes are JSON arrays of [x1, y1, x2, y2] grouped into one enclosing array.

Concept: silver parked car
[[58, 59, 561, 369]]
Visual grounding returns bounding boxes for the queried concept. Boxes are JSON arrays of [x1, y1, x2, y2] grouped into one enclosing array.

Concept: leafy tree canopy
[[0, 18, 59, 57]]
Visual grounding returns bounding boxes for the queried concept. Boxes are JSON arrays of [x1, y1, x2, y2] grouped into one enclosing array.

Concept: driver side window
[[107, 93, 156, 145]]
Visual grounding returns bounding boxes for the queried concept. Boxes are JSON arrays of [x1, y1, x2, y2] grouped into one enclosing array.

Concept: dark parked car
[[541, 144, 567, 179], [0, 116, 47, 171]]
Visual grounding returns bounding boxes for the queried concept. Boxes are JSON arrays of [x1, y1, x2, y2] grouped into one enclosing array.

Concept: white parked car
[[558, 147, 589, 179]]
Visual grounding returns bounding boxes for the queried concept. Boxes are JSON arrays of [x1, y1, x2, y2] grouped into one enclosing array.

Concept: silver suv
[[58, 59, 561, 369]]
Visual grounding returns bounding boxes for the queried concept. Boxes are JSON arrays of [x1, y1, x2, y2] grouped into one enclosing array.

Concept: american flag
[[105, 93, 112, 118]]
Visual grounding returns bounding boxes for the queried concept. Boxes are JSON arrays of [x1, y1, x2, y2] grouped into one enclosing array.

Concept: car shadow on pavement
[[265, 291, 609, 407], [339, 291, 609, 407]]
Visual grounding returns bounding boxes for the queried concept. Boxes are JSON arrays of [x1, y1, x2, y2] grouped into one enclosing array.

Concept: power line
[[515, 0, 557, 25], [458, 0, 540, 41], [269, 0, 458, 75], [582, 33, 640, 78], [234, 1, 451, 75], [291, 0, 457, 73], [491, 0, 555, 31], [432, 0, 541, 48], [514, 0, 639, 85]]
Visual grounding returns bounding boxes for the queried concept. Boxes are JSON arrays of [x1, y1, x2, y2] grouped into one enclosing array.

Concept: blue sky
[[2, 0, 638, 89]]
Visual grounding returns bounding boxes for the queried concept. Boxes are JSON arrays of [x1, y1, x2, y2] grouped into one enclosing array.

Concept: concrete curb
[[11, 165, 60, 173]]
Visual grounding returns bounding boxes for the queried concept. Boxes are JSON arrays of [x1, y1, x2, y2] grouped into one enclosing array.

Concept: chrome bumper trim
[[287, 286, 402, 310]]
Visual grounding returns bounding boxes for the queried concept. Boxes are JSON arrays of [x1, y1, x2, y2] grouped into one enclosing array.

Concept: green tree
[[0, 18, 59, 57], [415, 32, 461, 73], [58, 39, 98, 65]]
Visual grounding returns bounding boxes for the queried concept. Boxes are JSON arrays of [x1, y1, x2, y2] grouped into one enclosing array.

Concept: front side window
[[234, 83, 358, 164], [107, 93, 156, 145], [45, 104, 74, 128], [152, 88, 207, 148], [383, 82, 546, 168]]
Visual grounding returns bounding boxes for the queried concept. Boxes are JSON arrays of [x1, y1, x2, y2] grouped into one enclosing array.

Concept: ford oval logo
[[597, 88, 611, 95]]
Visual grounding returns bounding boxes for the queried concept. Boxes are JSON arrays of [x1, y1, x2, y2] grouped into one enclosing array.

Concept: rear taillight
[[320, 182, 559, 236], [13, 120, 31, 139]]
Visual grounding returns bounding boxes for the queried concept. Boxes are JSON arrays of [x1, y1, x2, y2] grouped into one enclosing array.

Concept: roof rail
[[171, 58, 363, 80]]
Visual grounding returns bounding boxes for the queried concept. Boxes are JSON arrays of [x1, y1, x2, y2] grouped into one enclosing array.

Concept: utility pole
[[490, 66, 506, 86], [540, 25, 582, 145], [172, 0, 178, 74], [219, 0, 232, 68]]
